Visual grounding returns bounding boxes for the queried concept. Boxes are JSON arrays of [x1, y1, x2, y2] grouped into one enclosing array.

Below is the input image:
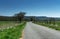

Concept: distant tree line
[[0, 12, 26, 23], [30, 16, 56, 25], [0, 11, 60, 24], [0, 16, 17, 21]]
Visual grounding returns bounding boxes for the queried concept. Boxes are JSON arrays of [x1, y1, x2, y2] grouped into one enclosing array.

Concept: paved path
[[23, 22, 60, 39]]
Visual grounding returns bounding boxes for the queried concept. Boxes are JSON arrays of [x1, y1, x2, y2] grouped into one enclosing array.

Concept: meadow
[[0, 21, 26, 39]]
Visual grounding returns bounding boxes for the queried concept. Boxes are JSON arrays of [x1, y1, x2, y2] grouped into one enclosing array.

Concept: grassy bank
[[0, 21, 26, 39], [34, 22, 60, 31]]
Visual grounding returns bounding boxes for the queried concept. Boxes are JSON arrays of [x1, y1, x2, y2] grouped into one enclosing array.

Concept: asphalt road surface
[[23, 22, 60, 39]]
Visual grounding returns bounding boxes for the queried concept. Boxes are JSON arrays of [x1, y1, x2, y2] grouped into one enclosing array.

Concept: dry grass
[[19, 30, 24, 39]]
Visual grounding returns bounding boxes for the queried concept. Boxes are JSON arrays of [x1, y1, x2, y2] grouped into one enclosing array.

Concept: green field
[[0, 21, 26, 39], [0, 21, 19, 25], [34, 21, 60, 31]]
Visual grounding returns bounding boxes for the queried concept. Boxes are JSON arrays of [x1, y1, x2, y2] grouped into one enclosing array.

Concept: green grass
[[0, 21, 16, 26], [0, 21, 9, 25], [0, 22, 26, 39], [34, 22, 60, 31]]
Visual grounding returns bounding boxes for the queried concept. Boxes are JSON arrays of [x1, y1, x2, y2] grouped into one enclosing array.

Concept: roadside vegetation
[[0, 12, 26, 39], [31, 17, 60, 31], [34, 21, 60, 30], [0, 21, 26, 39]]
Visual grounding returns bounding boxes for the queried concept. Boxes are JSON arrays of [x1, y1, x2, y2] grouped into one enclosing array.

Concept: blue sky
[[0, 0, 60, 17]]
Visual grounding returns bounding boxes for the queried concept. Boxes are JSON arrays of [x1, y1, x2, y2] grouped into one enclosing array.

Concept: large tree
[[15, 12, 26, 22]]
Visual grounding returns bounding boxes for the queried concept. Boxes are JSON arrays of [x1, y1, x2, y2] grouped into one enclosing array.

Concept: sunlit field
[[0, 21, 26, 39]]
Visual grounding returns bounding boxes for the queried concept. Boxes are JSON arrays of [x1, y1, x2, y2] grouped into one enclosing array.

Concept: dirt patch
[[19, 30, 24, 39]]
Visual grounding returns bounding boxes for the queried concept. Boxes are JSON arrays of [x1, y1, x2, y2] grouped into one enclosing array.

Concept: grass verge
[[34, 22, 60, 31], [0, 22, 26, 39]]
